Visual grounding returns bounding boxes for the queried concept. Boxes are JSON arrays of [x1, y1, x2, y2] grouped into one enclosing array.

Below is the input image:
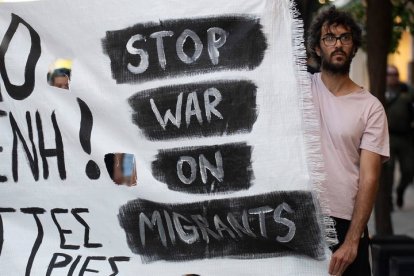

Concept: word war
[[128, 80, 258, 140]]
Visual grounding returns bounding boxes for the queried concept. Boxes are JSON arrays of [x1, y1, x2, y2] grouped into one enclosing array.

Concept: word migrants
[[119, 191, 325, 263]]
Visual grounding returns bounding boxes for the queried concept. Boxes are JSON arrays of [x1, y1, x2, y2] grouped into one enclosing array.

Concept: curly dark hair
[[48, 68, 71, 85], [307, 6, 362, 68]]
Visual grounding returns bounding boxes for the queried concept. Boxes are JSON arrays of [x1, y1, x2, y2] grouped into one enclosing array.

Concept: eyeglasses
[[321, 33, 353, 46]]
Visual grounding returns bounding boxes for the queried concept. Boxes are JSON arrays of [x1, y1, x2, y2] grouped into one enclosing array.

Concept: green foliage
[[389, 0, 414, 52], [323, 0, 414, 53]]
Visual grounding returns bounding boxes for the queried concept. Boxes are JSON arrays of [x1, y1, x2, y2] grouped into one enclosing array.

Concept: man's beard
[[320, 49, 353, 75]]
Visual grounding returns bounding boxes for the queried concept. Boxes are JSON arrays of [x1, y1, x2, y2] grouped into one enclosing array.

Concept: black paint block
[[152, 143, 253, 194], [128, 80, 257, 140], [118, 191, 325, 263], [102, 15, 267, 83], [0, 14, 41, 101]]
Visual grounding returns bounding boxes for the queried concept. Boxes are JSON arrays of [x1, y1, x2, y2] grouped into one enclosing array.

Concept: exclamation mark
[[77, 98, 100, 179], [0, 91, 7, 182]]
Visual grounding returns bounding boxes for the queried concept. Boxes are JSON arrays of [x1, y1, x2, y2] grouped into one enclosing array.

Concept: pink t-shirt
[[311, 73, 390, 220]]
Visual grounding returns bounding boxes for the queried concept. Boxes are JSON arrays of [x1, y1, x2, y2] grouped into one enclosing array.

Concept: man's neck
[[320, 70, 361, 96]]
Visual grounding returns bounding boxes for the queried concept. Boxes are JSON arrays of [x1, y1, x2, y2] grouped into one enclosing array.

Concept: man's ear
[[315, 46, 321, 57], [351, 47, 357, 58]]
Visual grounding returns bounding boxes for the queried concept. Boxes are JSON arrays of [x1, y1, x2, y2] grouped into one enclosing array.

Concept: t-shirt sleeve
[[360, 102, 390, 161]]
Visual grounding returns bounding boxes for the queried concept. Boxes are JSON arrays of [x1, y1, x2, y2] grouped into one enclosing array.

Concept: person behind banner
[[113, 153, 137, 186], [47, 58, 72, 90], [48, 67, 71, 89], [307, 6, 389, 276], [384, 65, 414, 209]]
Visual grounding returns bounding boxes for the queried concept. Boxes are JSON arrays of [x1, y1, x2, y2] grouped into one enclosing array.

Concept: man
[[48, 67, 71, 89], [307, 7, 389, 275], [385, 65, 414, 208]]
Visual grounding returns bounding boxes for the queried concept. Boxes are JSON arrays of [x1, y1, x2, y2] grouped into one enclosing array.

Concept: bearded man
[[307, 7, 389, 276]]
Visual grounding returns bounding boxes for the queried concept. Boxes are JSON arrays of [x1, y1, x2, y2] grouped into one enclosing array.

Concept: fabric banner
[[0, 0, 333, 275]]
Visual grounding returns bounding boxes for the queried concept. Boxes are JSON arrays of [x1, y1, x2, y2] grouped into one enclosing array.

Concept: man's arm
[[113, 153, 124, 184], [329, 149, 382, 275]]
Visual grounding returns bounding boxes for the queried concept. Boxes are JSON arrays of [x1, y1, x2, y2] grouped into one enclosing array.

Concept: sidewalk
[[369, 183, 414, 238]]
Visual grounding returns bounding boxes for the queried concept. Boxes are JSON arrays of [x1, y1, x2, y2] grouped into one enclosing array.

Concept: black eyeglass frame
[[321, 32, 353, 47]]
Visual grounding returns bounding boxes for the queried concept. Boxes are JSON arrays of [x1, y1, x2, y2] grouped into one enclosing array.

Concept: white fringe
[[288, 0, 338, 247]]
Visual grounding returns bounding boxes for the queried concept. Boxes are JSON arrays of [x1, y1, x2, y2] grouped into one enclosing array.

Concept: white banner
[[0, 0, 332, 275]]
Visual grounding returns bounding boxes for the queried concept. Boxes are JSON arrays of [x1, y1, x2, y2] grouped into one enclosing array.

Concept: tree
[[366, 0, 394, 236], [343, 1, 414, 52]]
